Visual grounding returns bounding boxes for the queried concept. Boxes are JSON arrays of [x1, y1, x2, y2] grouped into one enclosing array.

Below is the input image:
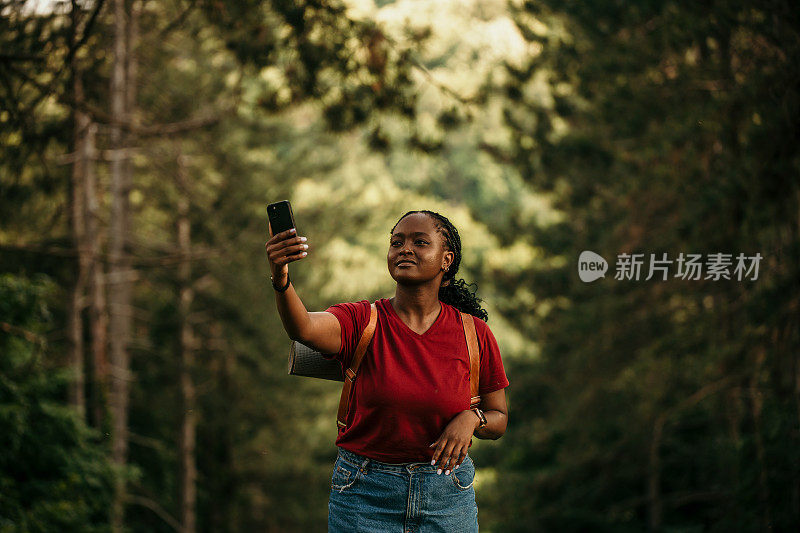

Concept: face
[[387, 213, 453, 285]]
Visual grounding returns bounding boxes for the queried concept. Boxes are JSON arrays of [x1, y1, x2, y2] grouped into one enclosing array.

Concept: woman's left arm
[[429, 388, 508, 474], [474, 388, 508, 440]]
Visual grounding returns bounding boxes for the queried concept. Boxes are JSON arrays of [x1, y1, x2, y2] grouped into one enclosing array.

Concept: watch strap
[[472, 407, 487, 428]]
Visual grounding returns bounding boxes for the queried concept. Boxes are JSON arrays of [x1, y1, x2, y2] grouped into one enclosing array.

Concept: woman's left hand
[[429, 410, 479, 474]]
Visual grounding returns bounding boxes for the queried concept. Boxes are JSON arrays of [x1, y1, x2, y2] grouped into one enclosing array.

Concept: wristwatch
[[471, 407, 487, 429], [270, 273, 291, 292]]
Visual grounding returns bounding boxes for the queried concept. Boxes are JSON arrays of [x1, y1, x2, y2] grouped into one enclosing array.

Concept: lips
[[396, 260, 415, 266]]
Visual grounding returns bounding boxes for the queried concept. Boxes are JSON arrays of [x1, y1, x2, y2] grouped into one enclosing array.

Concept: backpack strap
[[460, 311, 481, 408], [336, 303, 377, 430]]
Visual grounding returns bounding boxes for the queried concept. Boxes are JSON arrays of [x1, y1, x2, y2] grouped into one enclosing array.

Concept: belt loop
[[359, 457, 370, 474]]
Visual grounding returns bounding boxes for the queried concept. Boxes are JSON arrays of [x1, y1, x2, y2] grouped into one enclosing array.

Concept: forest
[[1, 0, 798, 531]]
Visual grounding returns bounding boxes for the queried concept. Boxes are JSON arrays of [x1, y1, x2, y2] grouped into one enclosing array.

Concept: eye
[[390, 238, 428, 246]]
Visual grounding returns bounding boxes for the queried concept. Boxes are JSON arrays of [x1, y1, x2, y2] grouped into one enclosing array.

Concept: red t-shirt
[[323, 297, 510, 463]]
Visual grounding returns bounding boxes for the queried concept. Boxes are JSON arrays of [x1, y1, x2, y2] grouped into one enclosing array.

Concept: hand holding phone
[[265, 200, 309, 281]]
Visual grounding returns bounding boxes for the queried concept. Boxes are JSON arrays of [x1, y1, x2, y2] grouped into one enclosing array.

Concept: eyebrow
[[390, 232, 431, 238]]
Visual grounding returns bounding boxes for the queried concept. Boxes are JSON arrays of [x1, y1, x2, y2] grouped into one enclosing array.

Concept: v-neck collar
[[383, 298, 444, 338]]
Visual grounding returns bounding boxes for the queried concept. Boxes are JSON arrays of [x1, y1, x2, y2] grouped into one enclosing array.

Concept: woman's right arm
[[266, 223, 341, 355]]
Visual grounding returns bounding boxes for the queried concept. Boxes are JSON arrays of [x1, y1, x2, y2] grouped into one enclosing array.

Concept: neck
[[390, 284, 441, 321]]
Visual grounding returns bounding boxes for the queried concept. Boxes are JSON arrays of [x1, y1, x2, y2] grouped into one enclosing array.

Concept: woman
[[266, 209, 509, 532]]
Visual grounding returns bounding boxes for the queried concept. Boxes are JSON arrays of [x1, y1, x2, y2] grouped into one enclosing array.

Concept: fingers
[[430, 412, 476, 474], [267, 226, 297, 245], [269, 245, 308, 266], [265, 230, 309, 266], [429, 441, 439, 463], [429, 440, 445, 472], [452, 449, 467, 470], [445, 447, 468, 473], [441, 442, 457, 474], [431, 440, 462, 475], [442, 443, 464, 475], [269, 238, 308, 256]]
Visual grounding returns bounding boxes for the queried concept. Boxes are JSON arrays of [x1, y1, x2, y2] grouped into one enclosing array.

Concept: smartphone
[[267, 200, 296, 236]]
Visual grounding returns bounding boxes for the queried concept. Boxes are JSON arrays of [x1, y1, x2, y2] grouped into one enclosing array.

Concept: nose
[[396, 249, 414, 265]]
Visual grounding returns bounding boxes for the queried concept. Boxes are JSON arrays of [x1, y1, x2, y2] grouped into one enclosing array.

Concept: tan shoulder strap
[[336, 303, 378, 429], [461, 311, 481, 408]]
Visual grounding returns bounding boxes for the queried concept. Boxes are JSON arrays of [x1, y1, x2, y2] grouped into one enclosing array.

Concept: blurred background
[[1, 0, 798, 531]]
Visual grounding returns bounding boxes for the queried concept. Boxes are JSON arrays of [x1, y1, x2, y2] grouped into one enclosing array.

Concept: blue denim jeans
[[328, 446, 479, 533]]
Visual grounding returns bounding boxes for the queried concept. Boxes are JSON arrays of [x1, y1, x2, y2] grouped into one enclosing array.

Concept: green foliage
[[489, 0, 800, 531], [0, 274, 115, 533], [197, 0, 418, 130]]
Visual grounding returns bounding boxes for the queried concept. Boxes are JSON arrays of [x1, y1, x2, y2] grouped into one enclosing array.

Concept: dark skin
[[266, 212, 508, 476]]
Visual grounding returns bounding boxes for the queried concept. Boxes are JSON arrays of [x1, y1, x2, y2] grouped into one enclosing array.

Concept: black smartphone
[[267, 200, 296, 236]]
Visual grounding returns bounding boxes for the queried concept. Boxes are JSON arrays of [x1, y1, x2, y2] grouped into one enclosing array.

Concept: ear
[[443, 250, 455, 271]]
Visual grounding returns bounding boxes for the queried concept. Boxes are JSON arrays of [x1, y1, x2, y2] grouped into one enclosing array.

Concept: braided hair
[[390, 210, 489, 322]]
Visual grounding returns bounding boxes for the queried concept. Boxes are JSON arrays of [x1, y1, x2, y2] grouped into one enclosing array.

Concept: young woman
[[266, 209, 509, 532]]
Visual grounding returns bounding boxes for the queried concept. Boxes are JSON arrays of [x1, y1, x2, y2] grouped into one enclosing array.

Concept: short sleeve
[[322, 299, 371, 368], [474, 318, 510, 395]]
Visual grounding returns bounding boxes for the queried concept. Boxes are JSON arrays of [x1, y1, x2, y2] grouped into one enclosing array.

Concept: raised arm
[[266, 222, 341, 354]]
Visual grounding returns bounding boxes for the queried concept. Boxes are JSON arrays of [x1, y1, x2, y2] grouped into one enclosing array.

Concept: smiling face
[[388, 212, 453, 286]]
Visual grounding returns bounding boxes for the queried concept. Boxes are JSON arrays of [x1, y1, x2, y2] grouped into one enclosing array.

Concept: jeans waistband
[[337, 446, 469, 475]]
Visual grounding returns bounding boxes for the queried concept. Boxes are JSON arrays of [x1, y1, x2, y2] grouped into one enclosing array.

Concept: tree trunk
[[68, 86, 88, 418], [750, 348, 773, 531], [109, 0, 132, 528], [648, 416, 664, 533], [86, 119, 108, 429], [795, 189, 800, 526], [67, 0, 88, 419], [177, 150, 197, 533], [210, 321, 233, 533]]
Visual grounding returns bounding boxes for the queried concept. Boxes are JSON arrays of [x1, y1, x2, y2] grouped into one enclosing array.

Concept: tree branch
[[5, 54, 227, 138], [73, 0, 107, 58], [0, 321, 46, 346], [126, 495, 182, 532], [158, 0, 198, 39]]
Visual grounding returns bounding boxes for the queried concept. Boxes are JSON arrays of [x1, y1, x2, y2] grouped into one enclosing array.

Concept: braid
[[390, 210, 489, 322]]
